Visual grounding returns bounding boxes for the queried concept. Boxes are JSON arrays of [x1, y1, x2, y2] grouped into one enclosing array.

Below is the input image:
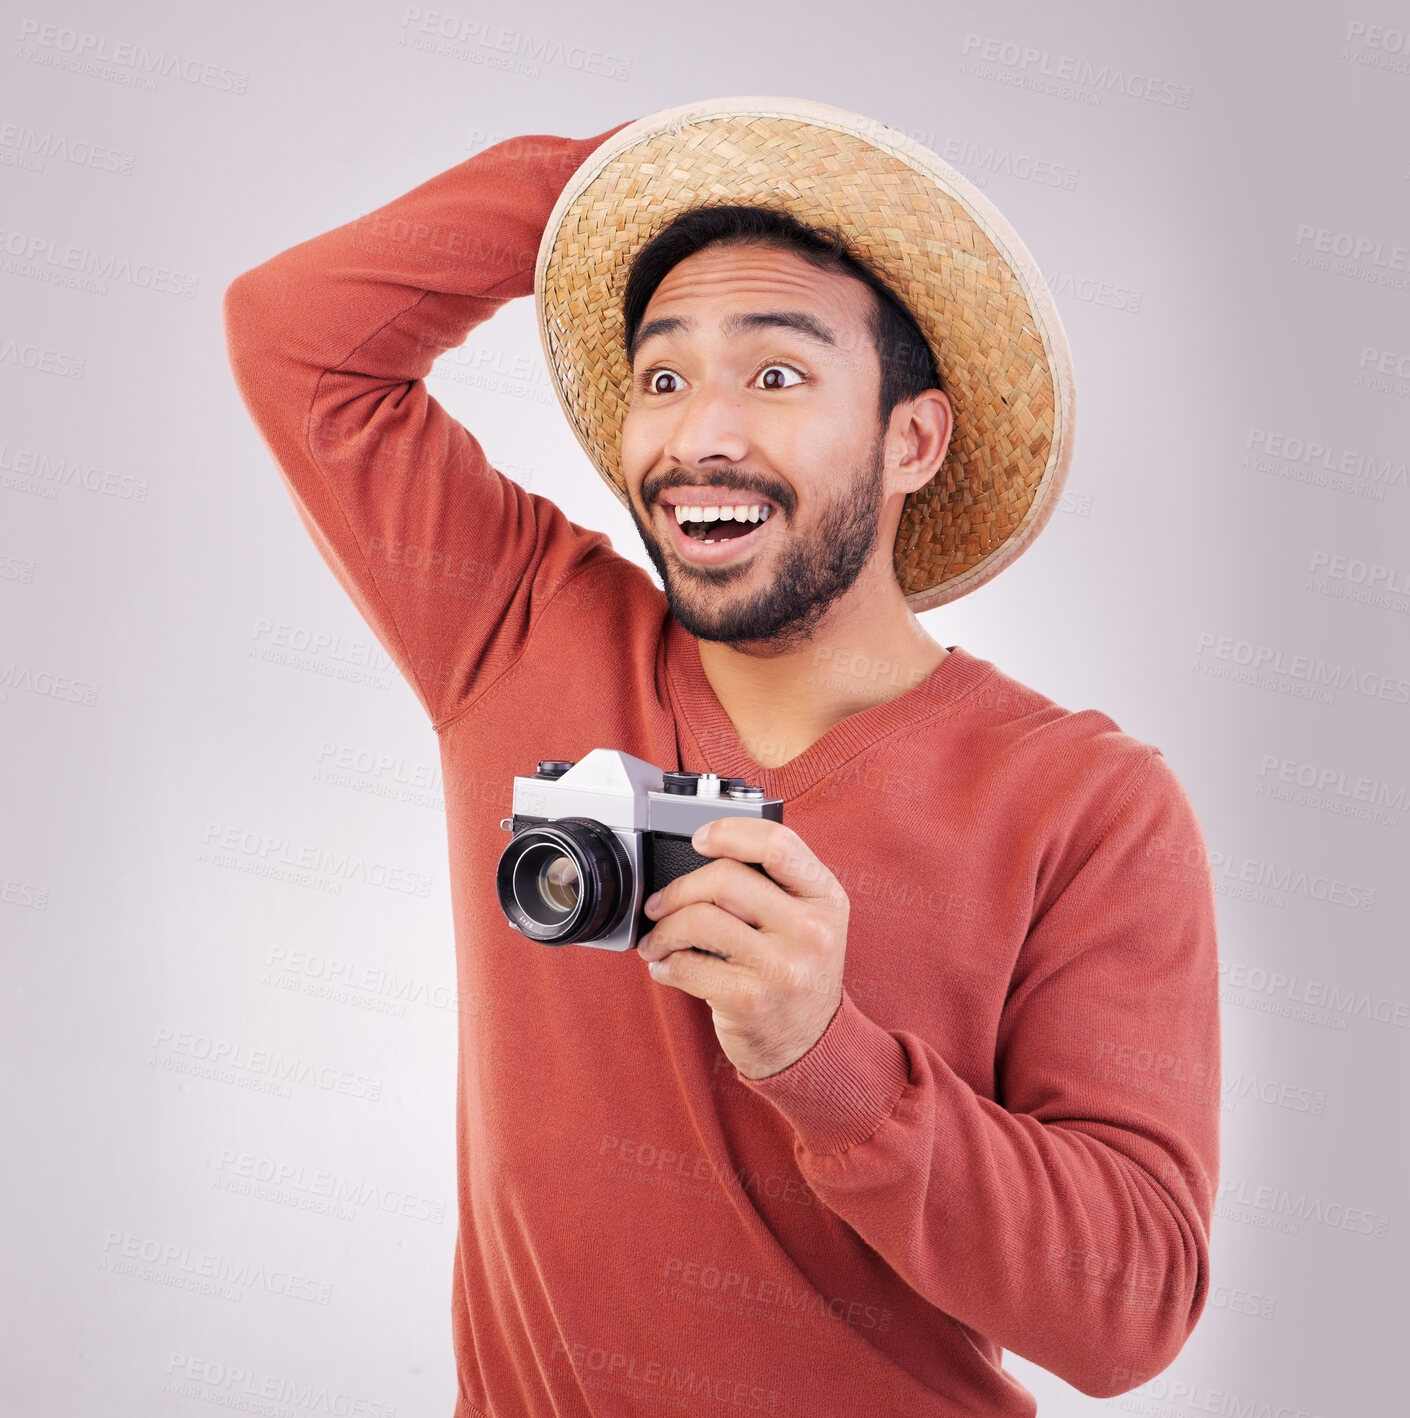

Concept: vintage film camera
[[495, 749, 784, 950]]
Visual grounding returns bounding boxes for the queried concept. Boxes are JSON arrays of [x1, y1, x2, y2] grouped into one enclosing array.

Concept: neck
[[692, 561, 949, 771]]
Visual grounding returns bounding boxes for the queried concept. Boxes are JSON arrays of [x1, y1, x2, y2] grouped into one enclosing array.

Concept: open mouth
[[678, 509, 770, 542], [661, 500, 777, 563]]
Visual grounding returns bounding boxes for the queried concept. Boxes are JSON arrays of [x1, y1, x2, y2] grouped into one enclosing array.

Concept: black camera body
[[495, 749, 783, 950]]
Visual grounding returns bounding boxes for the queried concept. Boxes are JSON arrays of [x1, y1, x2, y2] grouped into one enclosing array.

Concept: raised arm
[[221, 121, 632, 728], [741, 748, 1221, 1397]]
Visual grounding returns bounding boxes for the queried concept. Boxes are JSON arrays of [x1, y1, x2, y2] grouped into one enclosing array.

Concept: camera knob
[[727, 784, 764, 801], [696, 773, 722, 799], [535, 760, 574, 780]]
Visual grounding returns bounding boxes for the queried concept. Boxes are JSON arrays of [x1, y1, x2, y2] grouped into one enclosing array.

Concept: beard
[[628, 438, 887, 654]]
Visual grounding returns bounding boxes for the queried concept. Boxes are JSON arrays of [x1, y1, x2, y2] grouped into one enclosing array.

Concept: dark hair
[[622, 204, 942, 429]]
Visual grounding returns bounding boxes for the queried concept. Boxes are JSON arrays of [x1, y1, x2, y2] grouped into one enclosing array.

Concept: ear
[[887, 390, 953, 496]]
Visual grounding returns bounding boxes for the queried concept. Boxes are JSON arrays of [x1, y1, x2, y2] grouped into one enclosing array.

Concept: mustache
[[644, 467, 796, 518]]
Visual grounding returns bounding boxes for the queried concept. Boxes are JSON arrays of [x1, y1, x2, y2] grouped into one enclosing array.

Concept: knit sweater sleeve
[[739, 747, 1221, 1398], [220, 122, 631, 730]]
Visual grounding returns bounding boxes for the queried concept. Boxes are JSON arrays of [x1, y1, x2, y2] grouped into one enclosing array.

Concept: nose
[[662, 376, 751, 471]]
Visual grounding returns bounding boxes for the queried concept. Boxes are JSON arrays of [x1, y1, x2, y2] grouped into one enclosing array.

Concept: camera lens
[[536, 851, 580, 912], [495, 818, 631, 944]]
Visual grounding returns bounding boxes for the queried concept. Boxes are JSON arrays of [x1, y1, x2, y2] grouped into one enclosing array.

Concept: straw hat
[[533, 96, 1076, 612]]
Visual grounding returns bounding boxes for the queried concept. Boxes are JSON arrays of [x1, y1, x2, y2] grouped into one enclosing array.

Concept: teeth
[[671, 502, 772, 525]]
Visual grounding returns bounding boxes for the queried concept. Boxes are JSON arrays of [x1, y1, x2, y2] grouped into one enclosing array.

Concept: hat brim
[[534, 95, 1076, 612]]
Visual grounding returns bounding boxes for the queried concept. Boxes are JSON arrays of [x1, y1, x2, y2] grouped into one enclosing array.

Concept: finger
[[637, 901, 755, 965], [691, 817, 842, 906], [643, 855, 782, 931], [642, 941, 770, 1010]]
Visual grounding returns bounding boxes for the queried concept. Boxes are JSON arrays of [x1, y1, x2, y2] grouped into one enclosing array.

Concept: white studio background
[[2, 1, 1407, 1413]]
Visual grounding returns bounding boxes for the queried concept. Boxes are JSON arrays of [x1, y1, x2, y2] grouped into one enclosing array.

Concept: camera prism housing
[[495, 748, 784, 950]]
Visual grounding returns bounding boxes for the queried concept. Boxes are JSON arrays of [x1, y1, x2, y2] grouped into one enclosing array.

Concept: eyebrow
[[630, 309, 840, 363]]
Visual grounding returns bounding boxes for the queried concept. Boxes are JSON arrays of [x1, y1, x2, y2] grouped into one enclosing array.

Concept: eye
[[641, 368, 683, 395], [636, 363, 807, 396], [755, 364, 806, 390]]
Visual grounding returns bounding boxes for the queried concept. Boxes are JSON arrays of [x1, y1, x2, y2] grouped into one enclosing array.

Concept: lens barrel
[[495, 817, 631, 945]]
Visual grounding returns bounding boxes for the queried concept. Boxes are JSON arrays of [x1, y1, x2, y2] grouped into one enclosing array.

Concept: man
[[223, 98, 1219, 1418]]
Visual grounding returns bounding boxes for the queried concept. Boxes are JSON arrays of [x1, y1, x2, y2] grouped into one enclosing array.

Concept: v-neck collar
[[663, 615, 996, 802]]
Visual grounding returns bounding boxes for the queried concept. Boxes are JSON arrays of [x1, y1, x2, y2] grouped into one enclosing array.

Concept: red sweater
[[222, 124, 1221, 1418]]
